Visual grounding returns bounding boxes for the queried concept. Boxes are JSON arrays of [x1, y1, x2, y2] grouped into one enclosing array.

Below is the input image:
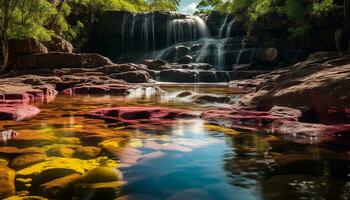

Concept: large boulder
[[10, 52, 113, 70], [44, 36, 74, 53], [236, 54, 350, 123], [143, 59, 169, 70], [9, 39, 48, 55]]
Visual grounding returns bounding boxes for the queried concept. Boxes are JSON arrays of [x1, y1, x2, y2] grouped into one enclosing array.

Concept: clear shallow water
[[1, 84, 350, 200]]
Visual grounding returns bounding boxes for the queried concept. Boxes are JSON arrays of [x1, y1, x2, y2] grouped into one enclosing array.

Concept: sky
[[179, 0, 201, 14]]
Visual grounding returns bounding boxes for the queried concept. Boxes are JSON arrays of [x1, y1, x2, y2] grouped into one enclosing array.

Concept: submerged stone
[[47, 147, 75, 158], [74, 146, 101, 159], [38, 173, 81, 197], [0, 166, 16, 198], [10, 153, 47, 170], [80, 167, 123, 183]]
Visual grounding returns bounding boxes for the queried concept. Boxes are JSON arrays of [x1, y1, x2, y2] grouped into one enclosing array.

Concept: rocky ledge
[[231, 52, 350, 124]]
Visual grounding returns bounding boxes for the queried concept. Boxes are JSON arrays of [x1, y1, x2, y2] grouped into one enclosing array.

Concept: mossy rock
[[0, 156, 9, 166], [74, 181, 125, 200], [80, 167, 123, 183], [74, 146, 101, 159], [10, 153, 46, 170], [38, 173, 81, 198], [46, 147, 75, 158]]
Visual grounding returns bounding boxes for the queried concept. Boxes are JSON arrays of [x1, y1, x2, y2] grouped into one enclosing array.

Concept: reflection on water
[[0, 84, 349, 200]]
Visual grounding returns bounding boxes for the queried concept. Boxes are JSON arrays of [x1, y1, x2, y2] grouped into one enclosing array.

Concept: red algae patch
[[0, 104, 41, 120]]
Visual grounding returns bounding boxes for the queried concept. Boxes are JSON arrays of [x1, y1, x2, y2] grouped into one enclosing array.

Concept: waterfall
[[167, 15, 209, 45], [193, 16, 210, 38], [218, 16, 228, 38], [226, 21, 234, 38]]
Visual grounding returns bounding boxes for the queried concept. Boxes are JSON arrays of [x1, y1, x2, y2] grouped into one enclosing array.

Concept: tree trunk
[[344, 0, 350, 51], [0, 29, 9, 73]]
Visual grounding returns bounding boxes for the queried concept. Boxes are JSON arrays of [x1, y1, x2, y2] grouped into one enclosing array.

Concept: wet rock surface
[[85, 106, 198, 125], [233, 54, 350, 124]]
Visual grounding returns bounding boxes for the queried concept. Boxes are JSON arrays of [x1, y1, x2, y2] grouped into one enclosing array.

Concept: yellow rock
[[204, 124, 240, 135]]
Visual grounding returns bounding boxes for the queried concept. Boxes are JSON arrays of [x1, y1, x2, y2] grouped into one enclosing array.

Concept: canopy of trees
[[196, 0, 338, 37], [0, 0, 180, 71]]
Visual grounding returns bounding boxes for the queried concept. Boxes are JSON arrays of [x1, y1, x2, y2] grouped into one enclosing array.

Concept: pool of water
[[1, 84, 349, 200]]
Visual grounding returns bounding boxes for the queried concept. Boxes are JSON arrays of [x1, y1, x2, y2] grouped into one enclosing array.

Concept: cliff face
[[89, 10, 341, 68]]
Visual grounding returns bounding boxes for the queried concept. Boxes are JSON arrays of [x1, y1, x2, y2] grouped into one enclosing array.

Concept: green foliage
[[196, 0, 336, 37], [0, 0, 57, 41]]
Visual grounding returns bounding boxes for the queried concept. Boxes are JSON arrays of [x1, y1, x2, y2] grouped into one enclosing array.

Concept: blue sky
[[179, 0, 201, 14]]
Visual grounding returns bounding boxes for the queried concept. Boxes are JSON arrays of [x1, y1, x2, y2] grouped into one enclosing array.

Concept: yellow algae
[[113, 126, 126, 130], [16, 178, 32, 183], [4, 196, 48, 200], [204, 124, 240, 135], [59, 137, 81, 144], [99, 138, 143, 149], [41, 144, 81, 151], [128, 139, 143, 148], [263, 135, 279, 142], [16, 157, 118, 176], [73, 125, 83, 129]]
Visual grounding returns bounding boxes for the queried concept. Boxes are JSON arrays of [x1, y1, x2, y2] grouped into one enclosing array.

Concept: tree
[[0, 0, 57, 72]]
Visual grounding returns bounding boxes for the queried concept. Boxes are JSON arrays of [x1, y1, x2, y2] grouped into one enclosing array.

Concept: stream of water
[[1, 84, 349, 200]]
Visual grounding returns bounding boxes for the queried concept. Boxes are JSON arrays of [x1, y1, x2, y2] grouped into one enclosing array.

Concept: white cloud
[[180, 2, 198, 14]]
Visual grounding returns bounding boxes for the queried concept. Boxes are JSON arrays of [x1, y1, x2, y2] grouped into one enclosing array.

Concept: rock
[[109, 71, 152, 83], [80, 167, 123, 183], [103, 147, 142, 164], [9, 39, 48, 55], [201, 106, 301, 132], [159, 69, 197, 82], [143, 59, 168, 70], [0, 166, 16, 198], [74, 181, 125, 199], [252, 48, 278, 63], [176, 55, 192, 64], [85, 106, 198, 125], [10, 52, 113, 70], [272, 120, 350, 144], [0, 130, 18, 143], [176, 46, 190, 58], [74, 146, 101, 159], [0, 84, 57, 104], [44, 35, 74, 53], [47, 147, 75, 158], [0, 105, 40, 120], [4, 130, 57, 147], [38, 173, 81, 197], [0, 156, 9, 166], [96, 64, 137, 74], [10, 153, 47, 170], [63, 84, 133, 95], [194, 94, 231, 104], [236, 54, 350, 123], [0, 147, 44, 156]]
